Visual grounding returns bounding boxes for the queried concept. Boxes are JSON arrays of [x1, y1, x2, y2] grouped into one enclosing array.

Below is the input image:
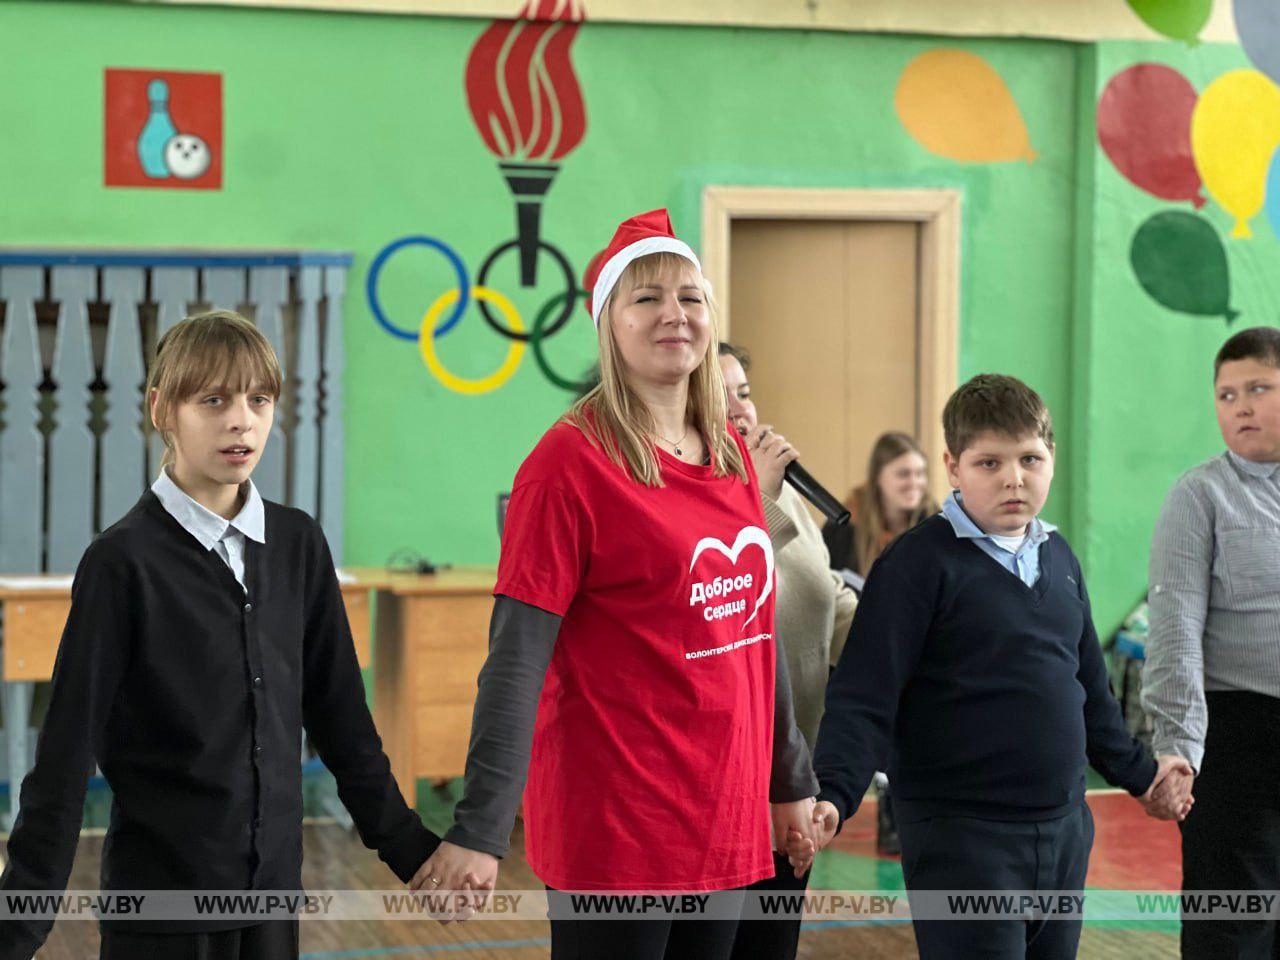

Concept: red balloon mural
[[1097, 63, 1204, 208]]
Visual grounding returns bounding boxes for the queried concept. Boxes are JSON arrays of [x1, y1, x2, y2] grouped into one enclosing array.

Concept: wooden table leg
[[373, 590, 416, 809]]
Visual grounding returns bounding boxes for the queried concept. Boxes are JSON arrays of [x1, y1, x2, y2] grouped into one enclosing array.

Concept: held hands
[[1140, 754, 1195, 822], [772, 798, 817, 877], [409, 840, 499, 923], [782, 800, 840, 877], [744, 424, 800, 500]]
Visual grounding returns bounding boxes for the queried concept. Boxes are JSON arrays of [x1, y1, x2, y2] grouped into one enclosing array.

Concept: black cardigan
[[0, 492, 438, 952]]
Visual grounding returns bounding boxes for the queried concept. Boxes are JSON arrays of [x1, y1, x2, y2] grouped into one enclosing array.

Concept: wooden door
[[727, 219, 922, 515]]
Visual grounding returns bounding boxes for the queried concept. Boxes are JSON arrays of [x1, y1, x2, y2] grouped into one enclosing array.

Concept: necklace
[[654, 424, 691, 457]]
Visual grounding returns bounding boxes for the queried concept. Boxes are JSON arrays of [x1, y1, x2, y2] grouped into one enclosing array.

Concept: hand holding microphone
[[739, 423, 851, 526], [742, 424, 798, 500]]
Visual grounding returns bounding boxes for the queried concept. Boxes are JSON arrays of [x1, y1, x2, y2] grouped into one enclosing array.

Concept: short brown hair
[[943, 374, 1054, 457], [1214, 326, 1280, 378], [147, 310, 283, 465]]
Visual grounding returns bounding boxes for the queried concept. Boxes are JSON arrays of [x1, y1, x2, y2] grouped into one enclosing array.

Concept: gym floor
[[17, 787, 1182, 959]]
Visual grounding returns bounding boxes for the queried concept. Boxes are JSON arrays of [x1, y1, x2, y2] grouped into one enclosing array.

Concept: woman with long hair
[[823, 431, 939, 578], [718, 341, 857, 960], [413, 210, 819, 959]]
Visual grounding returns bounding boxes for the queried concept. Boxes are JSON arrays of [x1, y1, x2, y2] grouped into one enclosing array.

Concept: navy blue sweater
[[814, 515, 1156, 823]]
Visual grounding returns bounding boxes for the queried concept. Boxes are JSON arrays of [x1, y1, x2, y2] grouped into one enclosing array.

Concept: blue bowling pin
[[137, 78, 176, 178]]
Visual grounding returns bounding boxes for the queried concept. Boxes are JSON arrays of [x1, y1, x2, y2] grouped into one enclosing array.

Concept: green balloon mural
[[1126, 0, 1212, 43], [1131, 211, 1239, 323]]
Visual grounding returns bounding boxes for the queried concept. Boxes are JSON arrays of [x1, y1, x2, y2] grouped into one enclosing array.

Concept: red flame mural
[[465, 0, 588, 285]]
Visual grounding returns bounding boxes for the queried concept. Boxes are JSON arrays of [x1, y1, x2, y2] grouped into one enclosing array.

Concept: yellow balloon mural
[[1191, 69, 1280, 238], [895, 49, 1036, 163]]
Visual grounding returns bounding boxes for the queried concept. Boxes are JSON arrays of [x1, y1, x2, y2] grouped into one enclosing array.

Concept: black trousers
[[1181, 690, 1280, 959], [728, 854, 809, 960], [898, 803, 1093, 960], [547, 888, 744, 960], [99, 921, 298, 960]]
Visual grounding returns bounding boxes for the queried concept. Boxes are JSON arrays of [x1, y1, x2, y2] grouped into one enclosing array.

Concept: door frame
[[701, 185, 961, 497]]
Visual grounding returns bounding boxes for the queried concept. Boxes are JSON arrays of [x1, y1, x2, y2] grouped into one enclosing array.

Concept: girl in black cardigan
[[0, 311, 439, 960]]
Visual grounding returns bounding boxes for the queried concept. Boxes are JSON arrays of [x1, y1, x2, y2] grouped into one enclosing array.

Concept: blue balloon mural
[[1266, 146, 1280, 241], [1235, 0, 1280, 88]]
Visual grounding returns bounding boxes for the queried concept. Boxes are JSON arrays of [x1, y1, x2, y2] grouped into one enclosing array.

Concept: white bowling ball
[[164, 134, 212, 180]]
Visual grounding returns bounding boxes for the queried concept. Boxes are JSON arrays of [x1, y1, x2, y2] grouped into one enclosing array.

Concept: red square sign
[[104, 68, 223, 189]]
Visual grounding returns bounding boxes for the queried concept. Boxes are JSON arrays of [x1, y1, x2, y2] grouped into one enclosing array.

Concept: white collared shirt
[[151, 468, 266, 591]]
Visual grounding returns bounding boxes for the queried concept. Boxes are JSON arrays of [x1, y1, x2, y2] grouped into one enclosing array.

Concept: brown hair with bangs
[[942, 373, 1054, 457], [147, 310, 283, 466]]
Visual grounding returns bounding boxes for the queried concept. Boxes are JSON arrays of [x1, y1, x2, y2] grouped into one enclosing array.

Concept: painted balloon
[[1235, 0, 1280, 89], [1265, 146, 1280, 241], [1098, 63, 1203, 207], [895, 49, 1035, 163], [1131, 211, 1238, 323], [1126, 0, 1212, 43], [1191, 69, 1280, 238]]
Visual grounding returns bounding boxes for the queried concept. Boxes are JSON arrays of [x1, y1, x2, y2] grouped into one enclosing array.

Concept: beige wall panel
[[842, 222, 920, 501], [134, 0, 1238, 43]]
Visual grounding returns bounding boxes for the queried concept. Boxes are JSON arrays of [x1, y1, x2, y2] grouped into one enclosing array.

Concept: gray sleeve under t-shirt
[[446, 595, 818, 857]]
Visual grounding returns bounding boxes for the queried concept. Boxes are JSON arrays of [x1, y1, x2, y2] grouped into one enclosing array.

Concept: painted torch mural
[[465, 0, 587, 285], [367, 0, 594, 396]]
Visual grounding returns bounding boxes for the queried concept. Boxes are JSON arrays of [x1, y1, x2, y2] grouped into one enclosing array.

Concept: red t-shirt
[[495, 421, 777, 891]]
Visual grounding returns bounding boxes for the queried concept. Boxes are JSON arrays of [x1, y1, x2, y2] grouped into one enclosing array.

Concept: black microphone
[[784, 461, 851, 526], [737, 424, 851, 526]]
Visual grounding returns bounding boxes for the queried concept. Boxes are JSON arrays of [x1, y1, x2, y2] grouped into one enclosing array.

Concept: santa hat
[[586, 209, 702, 329]]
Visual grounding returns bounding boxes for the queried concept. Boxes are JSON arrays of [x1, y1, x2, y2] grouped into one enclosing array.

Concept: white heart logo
[[688, 525, 774, 629]]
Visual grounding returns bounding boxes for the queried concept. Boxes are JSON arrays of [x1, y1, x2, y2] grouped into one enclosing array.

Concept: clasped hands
[[776, 798, 840, 877], [1141, 754, 1195, 821], [782, 754, 1196, 873], [408, 841, 499, 923]]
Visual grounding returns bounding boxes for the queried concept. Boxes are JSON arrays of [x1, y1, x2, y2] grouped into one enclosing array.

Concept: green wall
[[1076, 40, 1275, 635], [1, 1, 1265, 637]]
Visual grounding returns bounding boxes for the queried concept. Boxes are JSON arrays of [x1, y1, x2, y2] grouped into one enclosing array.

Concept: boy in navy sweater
[[0, 312, 440, 960], [792, 374, 1193, 960]]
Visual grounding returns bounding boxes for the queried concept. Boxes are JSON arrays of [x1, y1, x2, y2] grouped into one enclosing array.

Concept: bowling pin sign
[[104, 68, 223, 189], [138, 79, 178, 177]]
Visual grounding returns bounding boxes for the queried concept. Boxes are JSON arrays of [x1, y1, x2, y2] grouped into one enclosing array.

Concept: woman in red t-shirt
[[413, 209, 819, 959]]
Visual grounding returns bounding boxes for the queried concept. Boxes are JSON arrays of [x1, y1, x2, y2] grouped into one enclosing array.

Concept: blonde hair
[[147, 310, 283, 467], [564, 252, 747, 487]]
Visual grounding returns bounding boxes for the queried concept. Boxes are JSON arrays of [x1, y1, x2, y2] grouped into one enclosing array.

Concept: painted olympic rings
[[367, 235, 471, 341], [476, 239, 576, 342], [367, 234, 589, 395], [418, 287, 526, 396], [531, 290, 595, 393]]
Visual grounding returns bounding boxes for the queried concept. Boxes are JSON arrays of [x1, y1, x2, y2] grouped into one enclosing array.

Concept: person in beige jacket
[[719, 342, 857, 960]]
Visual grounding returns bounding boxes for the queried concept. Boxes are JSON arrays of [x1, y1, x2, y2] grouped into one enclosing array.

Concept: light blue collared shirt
[[151, 469, 265, 591], [941, 490, 1057, 587], [1227, 448, 1280, 480]]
